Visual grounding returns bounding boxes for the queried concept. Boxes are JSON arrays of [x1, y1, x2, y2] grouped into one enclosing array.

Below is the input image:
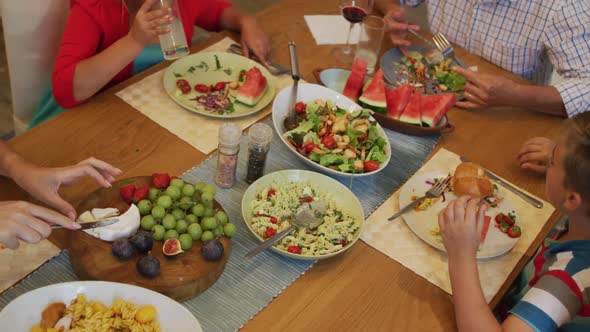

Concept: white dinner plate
[[0, 281, 202, 331], [399, 171, 520, 259]]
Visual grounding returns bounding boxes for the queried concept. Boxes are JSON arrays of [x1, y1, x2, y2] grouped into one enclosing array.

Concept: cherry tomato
[[358, 133, 367, 142], [303, 142, 317, 154], [180, 85, 191, 94], [265, 228, 276, 238], [194, 84, 209, 93], [213, 82, 227, 91], [321, 135, 336, 149], [269, 216, 278, 224], [287, 246, 302, 254], [299, 196, 313, 204], [507, 225, 521, 238], [294, 102, 306, 114], [364, 160, 380, 172], [176, 79, 189, 88], [338, 239, 347, 246], [268, 189, 276, 197]]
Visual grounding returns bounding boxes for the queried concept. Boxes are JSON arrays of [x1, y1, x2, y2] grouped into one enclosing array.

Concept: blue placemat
[[0, 118, 438, 331]]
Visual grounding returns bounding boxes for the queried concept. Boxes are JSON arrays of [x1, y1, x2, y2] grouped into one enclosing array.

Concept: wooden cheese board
[[67, 176, 230, 302]]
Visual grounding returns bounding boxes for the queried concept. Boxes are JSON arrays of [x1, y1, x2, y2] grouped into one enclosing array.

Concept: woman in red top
[[31, 0, 269, 125]]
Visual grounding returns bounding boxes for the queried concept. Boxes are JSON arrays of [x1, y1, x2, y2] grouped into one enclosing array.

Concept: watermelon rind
[[236, 84, 268, 107], [358, 69, 387, 114], [399, 112, 422, 126], [358, 98, 387, 114]]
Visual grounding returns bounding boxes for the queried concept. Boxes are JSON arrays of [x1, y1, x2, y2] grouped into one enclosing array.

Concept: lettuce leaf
[[319, 154, 344, 167]]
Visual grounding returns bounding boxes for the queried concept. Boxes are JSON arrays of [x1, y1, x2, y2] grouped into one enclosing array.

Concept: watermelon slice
[[420, 94, 456, 127], [358, 69, 387, 114], [236, 67, 268, 106], [342, 58, 367, 101], [480, 215, 492, 245], [385, 84, 414, 119], [399, 91, 421, 126]]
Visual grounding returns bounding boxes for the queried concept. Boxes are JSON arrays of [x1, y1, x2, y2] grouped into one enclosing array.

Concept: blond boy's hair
[[563, 112, 590, 199]]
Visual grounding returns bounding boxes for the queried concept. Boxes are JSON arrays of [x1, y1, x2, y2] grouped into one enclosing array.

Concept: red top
[[53, 0, 232, 108]]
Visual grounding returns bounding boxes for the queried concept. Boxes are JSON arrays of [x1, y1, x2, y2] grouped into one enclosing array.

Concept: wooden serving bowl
[[68, 176, 231, 302], [312, 67, 455, 136]]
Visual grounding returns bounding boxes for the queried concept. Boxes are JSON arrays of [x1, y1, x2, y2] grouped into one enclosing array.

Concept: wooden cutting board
[[67, 176, 231, 302]]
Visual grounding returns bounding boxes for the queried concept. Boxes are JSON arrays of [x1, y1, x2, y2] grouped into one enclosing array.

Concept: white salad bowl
[[241, 169, 365, 260], [271, 83, 392, 178]]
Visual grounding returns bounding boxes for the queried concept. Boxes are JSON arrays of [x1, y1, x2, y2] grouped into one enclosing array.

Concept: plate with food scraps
[[398, 171, 521, 259], [0, 281, 201, 331], [241, 169, 365, 260], [163, 51, 275, 118], [380, 46, 466, 99]]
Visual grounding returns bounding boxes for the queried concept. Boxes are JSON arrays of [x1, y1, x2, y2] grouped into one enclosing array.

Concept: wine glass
[[333, 0, 374, 63]]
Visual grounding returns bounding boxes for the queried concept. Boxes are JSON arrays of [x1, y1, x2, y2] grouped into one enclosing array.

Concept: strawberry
[[132, 185, 149, 203], [151, 173, 170, 189], [503, 215, 515, 226], [120, 184, 136, 204]]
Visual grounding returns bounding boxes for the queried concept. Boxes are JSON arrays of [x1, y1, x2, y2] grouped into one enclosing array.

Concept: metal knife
[[51, 218, 120, 230], [459, 156, 544, 209], [227, 43, 290, 75]]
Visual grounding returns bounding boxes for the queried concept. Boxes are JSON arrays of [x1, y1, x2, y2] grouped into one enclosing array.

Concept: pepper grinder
[[245, 123, 273, 184], [215, 123, 242, 188]]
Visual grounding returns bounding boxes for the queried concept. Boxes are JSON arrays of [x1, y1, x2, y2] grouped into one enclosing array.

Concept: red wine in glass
[[342, 6, 368, 24]]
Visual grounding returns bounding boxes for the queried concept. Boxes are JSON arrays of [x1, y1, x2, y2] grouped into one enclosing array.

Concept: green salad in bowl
[[283, 99, 389, 174]]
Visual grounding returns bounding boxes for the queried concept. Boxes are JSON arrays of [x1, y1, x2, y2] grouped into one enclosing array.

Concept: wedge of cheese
[[82, 205, 140, 242]]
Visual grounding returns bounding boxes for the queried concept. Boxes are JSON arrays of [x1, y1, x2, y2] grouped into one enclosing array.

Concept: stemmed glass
[[333, 0, 374, 63]]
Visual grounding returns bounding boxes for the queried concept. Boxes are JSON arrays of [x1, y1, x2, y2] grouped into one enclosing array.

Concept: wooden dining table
[[0, 0, 564, 330]]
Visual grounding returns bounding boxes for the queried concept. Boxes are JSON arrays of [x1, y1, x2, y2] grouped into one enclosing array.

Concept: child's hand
[[438, 196, 487, 260], [12, 158, 122, 220], [517, 137, 556, 174], [240, 17, 270, 66], [128, 0, 174, 47], [0, 201, 81, 249]]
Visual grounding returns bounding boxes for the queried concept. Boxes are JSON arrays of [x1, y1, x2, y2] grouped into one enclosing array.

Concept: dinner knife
[[459, 156, 544, 209], [51, 218, 119, 230]]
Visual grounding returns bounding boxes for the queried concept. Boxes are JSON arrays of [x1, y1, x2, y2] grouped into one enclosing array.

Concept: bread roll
[[452, 162, 494, 198]]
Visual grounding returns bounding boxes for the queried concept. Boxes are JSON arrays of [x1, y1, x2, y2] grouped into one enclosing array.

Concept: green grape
[[201, 230, 214, 242], [148, 188, 160, 201], [156, 195, 172, 209], [223, 223, 237, 237], [202, 184, 217, 196], [193, 191, 201, 204], [185, 214, 198, 224], [162, 214, 176, 230], [203, 207, 215, 218], [200, 192, 214, 205], [151, 206, 166, 220], [170, 178, 185, 189], [179, 234, 193, 250], [164, 229, 179, 240], [203, 200, 214, 211], [141, 215, 156, 231], [187, 223, 202, 240], [194, 182, 207, 192], [182, 184, 195, 197], [178, 196, 193, 210], [137, 200, 153, 216], [176, 219, 188, 234], [215, 211, 228, 225], [171, 208, 185, 221], [152, 225, 166, 241], [191, 204, 205, 217], [165, 186, 181, 201], [213, 226, 224, 238], [201, 217, 218, 230]]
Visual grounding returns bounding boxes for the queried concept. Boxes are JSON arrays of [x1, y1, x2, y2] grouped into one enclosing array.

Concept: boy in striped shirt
[[438, 112, 590, 331]]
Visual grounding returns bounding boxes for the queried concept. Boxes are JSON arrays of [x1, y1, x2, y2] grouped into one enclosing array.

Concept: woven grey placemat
[[0, 118, 438, 331]]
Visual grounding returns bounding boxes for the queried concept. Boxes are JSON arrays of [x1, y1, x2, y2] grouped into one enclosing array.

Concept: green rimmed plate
[[163, 52, 275, 118]]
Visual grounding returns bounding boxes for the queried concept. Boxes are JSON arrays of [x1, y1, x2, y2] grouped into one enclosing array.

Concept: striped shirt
[[504, 234, 590, 331], [426, 0, 590, 117]]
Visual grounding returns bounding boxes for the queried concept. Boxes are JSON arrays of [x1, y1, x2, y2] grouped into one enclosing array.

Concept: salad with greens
[[283, 99, 389, 174]]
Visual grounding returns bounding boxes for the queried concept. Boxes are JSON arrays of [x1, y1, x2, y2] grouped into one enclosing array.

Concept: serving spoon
[[283, 41, 300, 131], [245, 200, 326, 259]]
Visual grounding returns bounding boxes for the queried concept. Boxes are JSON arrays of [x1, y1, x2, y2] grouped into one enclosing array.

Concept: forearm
[[511, 84, 566, 117], [449, 257, 502, 332], [219, 6, 249, 32], [73, 35, 144, 102], [0, 142, 34, 182], [374, 0, 401, 14]]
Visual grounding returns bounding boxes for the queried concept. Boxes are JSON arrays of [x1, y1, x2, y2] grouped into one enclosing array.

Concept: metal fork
[[226, 43, 290, 75], [388, 174, 451, 221], [432, 33, 467, 68]]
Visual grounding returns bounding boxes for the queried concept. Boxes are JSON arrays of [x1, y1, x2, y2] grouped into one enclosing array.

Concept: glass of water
[[156, 0, 190, 60], [354, 15, 385, 74]]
